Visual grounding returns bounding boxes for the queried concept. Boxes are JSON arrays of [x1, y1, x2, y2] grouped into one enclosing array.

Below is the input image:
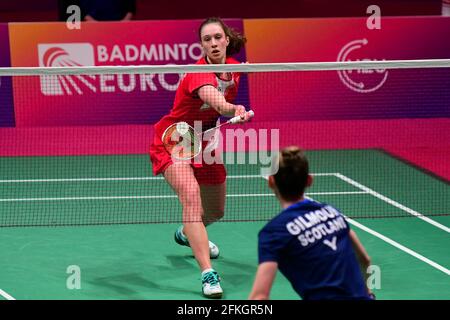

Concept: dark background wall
[[134, 0, 443, 19], [0, 0, 443, 22]]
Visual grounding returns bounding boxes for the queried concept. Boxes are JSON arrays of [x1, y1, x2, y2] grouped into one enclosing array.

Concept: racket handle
[[229, 110, 254, 124]]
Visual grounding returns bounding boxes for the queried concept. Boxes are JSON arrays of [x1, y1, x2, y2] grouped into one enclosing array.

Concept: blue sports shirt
[[258, 198, 371, 300]]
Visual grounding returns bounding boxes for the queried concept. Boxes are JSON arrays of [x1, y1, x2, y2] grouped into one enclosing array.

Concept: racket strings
[[162, 122, 202, 160]]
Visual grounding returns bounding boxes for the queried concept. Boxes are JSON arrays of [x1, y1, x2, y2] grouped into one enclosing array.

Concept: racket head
[[161, 122, 201, 161]]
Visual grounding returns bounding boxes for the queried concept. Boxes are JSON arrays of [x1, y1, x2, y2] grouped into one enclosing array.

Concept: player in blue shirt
[[249, 146, 374, 300]]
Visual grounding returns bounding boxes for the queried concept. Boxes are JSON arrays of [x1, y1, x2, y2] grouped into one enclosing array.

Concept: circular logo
[[337, 39, 388, 93]]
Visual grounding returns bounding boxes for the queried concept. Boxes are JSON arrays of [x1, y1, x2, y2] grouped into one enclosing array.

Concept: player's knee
[[203, 208, 224, 224], [180, 187, 202, 210], [182, 196, 202, 211], [214, 209, 225, 220]]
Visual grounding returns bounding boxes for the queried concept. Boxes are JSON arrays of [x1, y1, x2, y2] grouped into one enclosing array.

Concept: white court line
[[334, 173, 450, 233], [0, 288, 15, 300], [304, 172, 450, 276], [0, 175, 261, 183], [309, 191, 450, 277], [0, 175, 273, 183], [308, 191, 367, 196], [347, 218, 450, 276], [0, 173, 340, 183], [0, 173, 348, 202], [0, 191, 366, 202], [0, 177, 164, 183]]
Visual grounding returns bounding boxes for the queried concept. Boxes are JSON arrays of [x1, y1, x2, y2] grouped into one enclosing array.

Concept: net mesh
[[0, 61, 449, 227]]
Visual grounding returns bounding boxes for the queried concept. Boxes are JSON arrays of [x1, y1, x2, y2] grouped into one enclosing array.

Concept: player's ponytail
[[273, 146, 310, 201], [198, 17, 247, 56]]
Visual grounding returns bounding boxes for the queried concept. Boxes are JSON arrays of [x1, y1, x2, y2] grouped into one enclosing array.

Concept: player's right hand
[[234, 105, 252, 123]]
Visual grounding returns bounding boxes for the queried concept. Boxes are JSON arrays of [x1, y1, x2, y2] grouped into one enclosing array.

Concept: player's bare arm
[[249, 261, 278, 300], [197, 85, 248, 120], [349, 229, 373, 294]]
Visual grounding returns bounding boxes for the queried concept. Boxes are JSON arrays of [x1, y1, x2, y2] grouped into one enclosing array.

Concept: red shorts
[[149, 136, 226, 185]]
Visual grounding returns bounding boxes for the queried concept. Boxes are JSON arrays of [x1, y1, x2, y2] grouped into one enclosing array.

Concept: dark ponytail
[[273, 146, 309, 201], [198, 17, 247, 56]]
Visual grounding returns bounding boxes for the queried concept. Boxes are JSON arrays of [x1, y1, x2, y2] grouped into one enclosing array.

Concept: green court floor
[[0, 150, 449, 300]]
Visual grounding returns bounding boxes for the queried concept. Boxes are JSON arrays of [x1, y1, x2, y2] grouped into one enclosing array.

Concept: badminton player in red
[[150, 17, 251, 298]]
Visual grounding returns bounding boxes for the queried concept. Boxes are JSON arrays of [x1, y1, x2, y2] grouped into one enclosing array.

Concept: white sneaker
[[201, 269, 223, 299], [208, 241, 220, 259], [174, 226, 220, 259]]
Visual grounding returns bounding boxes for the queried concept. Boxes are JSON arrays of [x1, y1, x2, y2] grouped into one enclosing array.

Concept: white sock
[[202, 268, 215, 276]]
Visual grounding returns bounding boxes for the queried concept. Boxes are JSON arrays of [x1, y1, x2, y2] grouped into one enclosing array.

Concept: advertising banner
[[9, 20, 247, 127], [244, 17, 450, 121], [0, 24, 14, 127]]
